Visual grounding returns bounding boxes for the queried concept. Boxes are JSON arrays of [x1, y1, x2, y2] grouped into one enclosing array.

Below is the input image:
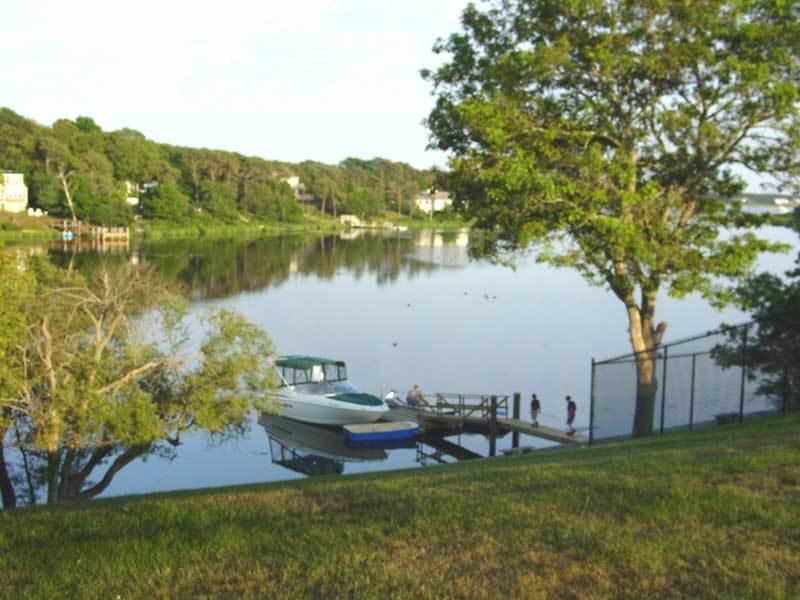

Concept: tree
[[142, 183, 192, 222], [714, 210, 800, 410], [424, 0, 799, 435], [37, 133, 79, 224], [0, 259, 277, 507], [0, 255, 35, 508]]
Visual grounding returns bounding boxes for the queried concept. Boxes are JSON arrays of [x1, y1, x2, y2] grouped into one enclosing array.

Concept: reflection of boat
[[259, 414, 387, 476], [270, 356, 388, 425]]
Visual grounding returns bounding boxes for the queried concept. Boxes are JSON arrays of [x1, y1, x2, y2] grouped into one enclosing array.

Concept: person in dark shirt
[[530, 393, 541, 426], [565, 395, 576, 435]]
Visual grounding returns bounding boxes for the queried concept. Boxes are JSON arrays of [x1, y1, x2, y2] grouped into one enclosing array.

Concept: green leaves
[[0, 259, 278, 503], [426, 0, 798, 319]]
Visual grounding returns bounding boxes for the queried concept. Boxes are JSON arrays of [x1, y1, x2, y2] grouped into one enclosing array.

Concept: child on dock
[[530, 394, 540, 426], [565, 395, 576, 435]]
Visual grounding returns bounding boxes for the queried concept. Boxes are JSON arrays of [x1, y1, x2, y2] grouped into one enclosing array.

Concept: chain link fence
[[589, 319, 799, 443]]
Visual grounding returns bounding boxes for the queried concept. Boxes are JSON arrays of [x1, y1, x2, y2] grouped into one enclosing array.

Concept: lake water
[[5, 218, 799, 502]]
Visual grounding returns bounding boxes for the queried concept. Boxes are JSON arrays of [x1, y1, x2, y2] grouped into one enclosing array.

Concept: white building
[[124, 181, 140, 207], [414, 190, 452, 215], [0, 173, 29, 214], [282, 176, 301, 191]]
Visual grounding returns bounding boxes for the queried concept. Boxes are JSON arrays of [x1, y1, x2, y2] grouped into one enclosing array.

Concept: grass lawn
[[0, 213, 60, 241], [1, 416, 798, 599], [136, 218, 344, 240]]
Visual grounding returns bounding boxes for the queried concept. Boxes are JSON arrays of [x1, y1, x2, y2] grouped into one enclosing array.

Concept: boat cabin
[[275, 356, 348, 387]]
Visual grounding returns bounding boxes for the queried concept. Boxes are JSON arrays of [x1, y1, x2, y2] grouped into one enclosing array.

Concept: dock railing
[[426, 393, 509, 419]]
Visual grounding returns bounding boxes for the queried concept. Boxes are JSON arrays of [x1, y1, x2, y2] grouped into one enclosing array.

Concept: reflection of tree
[[8, 415, 161, 504], [47, 232, 457, 301]]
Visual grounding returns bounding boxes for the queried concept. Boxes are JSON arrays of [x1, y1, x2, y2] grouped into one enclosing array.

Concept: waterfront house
[[414, 190, 452, 215], [0, 172, 29, 214], [125, 181, 140, 206]]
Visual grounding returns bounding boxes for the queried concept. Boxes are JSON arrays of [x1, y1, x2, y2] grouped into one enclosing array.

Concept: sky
[[0, 0, 779, 189], [1, 0, 465, 169]]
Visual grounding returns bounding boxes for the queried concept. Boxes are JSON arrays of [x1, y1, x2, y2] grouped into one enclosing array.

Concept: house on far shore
[[281, 175, 315, 204], [0, 172, 29, 214], [282, 176, 301, 191], [414, 189, 452, 215], [124, 181, 139, 207]]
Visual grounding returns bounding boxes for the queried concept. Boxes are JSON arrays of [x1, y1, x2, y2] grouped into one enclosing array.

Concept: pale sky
[[1, 0, 465, 169], [0, 1, 778, 189]]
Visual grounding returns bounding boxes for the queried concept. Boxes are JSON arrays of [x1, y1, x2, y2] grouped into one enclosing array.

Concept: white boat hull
[[272, 390, 388, 425]]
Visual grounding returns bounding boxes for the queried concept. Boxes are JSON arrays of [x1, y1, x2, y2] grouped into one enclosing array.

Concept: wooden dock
[[497, 418, 587, 445], [383, 396, 587, 446]]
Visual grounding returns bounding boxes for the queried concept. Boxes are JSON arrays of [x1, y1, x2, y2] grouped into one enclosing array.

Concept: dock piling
[[512, 393, 520, 449], [489, 395, 497, 457]]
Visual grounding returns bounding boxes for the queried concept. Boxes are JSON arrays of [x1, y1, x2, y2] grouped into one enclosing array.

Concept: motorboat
[[269, 355, 389, 425]]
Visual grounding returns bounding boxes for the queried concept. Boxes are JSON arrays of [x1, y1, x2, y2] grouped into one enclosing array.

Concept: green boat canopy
[[275, 356, 348, 385], [275, 356, 344, 370]]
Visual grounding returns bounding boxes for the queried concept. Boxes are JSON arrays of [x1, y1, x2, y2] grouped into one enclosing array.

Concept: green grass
[[0, 229, 60, 241], [137, 219, 344, 240], [0, 214, 60, 241], [2, 416, 799, 599]]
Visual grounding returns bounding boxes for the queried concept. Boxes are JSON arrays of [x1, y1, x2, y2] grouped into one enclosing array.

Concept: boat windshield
[[277, 360, 348, 387]]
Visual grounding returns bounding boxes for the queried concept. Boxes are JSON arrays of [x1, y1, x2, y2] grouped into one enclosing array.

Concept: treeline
[[0, 108, 434, 226]]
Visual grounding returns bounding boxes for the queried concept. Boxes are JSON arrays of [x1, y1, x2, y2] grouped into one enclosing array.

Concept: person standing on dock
[[565, 395, 576, 435], [530, 394, 541, 427], [406, 385, 424, 408]]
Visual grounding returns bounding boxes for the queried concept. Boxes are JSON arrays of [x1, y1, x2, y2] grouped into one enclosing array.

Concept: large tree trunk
[[626, 297, 666, 437], [0, 425, 16, 510], [633, 353, 658, 436]]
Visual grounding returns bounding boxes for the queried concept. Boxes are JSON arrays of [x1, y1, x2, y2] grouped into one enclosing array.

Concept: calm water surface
[[9, 221, 799, 500]]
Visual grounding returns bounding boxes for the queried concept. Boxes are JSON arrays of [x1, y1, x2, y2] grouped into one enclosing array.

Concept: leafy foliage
[[0, 108, 433, 225], [424, 0, 799, 434], [715, 214, 800, 409], [0, 259, 277, 505]]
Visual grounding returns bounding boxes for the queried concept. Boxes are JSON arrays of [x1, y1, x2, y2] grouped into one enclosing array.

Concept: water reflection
[[259, 415, 388, 476], [259, 414, 497, 479], [45, 229, 472, 300]]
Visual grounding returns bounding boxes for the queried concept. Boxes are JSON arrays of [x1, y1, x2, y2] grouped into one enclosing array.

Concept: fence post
[[512, 393, 520, 449], [689, 353, 697, 431], [739, 323, 749, 423], [589, 358, 596, 446], [489, 395, 498, 457], [660, 347, 669, 435]]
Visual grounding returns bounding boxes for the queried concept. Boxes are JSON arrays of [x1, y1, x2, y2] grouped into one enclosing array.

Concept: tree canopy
[[0, 108, 434, 224], [0, 258, 277, 507], [424, 0, 800, 435]]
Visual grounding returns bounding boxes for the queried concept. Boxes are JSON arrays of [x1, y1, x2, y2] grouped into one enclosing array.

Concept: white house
[[0, 173, 29, 214], [414, 189, 452, 215], [124, 181, 140, 207], [282, 176, 301, 191]]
